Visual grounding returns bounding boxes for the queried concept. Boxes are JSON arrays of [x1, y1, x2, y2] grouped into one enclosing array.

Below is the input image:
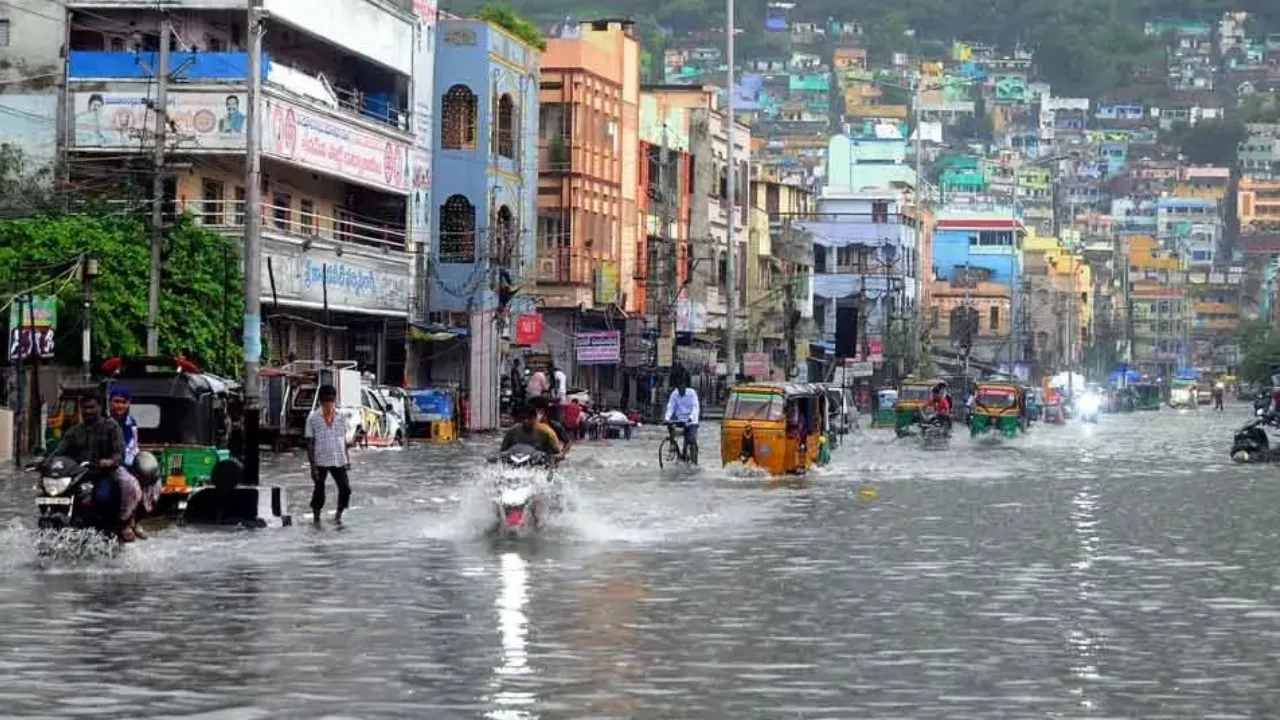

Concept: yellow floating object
[[857, 487, 879, 501]]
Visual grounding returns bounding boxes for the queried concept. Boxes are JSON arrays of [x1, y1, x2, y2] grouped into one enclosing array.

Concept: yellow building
[[1238, 177, 1280, 233], [1022, 232, 1091, 373], [746, 176, 815, 378]]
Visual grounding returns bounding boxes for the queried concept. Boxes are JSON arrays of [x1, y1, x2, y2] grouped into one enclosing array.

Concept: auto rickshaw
[[1133, 382, 1161, 411], [872, 387, 897, 427], [969, 381, 1026, 438], [43, 381, 105, 452], [721, 383, 827, 476], [102, 356, 238, 515], [894, 378, 939, 436]]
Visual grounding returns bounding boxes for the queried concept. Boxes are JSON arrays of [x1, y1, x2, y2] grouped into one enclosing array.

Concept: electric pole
[[724, 0, 738, 384], [242, 0, 265, 484], [146, 17, 171, 355], [80, 256, 98, 380]]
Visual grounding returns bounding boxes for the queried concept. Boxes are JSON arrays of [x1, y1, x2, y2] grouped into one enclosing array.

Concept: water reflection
[[487, 551, 536, 720], [1068, 483, 1102, 710]]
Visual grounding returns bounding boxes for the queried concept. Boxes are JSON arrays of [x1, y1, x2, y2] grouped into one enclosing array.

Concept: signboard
[[656, 337, 674, 367], [676, 296, 707, 333], [408, 387, 453, 422], [262, 96, 409, 193], [409, 0, 436, 257], [8, 295, 56, 360], [844, 360, 874, 377], [575, 331, 621, 365], [262, 240, 410, 315], [744, 352, 769, 379], [513, 313, 543, 345], [72, 91, 247, 150]]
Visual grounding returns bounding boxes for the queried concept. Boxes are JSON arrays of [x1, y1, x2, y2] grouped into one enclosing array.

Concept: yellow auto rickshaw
[[721, 383, 828, 476]]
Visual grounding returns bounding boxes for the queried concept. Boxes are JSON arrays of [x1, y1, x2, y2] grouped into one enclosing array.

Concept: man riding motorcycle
[[529, 395, 571, 449], [50, 394, 141, 542], [923, 383, 952, 431], [501, 402, 563, 455]]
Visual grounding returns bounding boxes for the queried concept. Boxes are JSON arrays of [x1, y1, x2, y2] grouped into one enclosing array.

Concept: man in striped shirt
[[305, 384, 352, 525]]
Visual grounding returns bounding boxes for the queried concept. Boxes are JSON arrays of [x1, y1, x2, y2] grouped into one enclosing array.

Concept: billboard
[[8, 295, 56, 360], [72, 91, 247, 150], [262, 96, 410, 193]]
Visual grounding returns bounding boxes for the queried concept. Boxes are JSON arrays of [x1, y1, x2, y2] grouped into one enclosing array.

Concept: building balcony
[[192, 197, 408, 254]]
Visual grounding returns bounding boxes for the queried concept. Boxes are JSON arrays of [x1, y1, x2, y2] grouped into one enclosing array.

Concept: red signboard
[[514, 314, 543, 345]]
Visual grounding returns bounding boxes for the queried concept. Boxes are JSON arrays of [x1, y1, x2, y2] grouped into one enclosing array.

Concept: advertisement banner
[[408, 387, 453, 422], [576, 331, 621, 365], [72, 91, 247, 150], [513, 313, 543, 345], [261, 240, 410, 315], [409, 0, 436, 251], [8, 295, 56, 360], [744, 352, 769, 379], [262, 96, 409, 193]]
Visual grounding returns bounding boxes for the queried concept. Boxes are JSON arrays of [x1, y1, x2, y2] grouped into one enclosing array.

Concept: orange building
[[536, 19, 640, 314]]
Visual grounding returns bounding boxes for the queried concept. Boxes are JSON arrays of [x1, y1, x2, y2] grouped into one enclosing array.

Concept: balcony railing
[[192, 198, 407, 251], [535, 248, 591, 285]]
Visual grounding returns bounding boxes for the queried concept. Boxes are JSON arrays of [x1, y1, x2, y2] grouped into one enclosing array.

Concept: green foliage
[[479, 4, 548, 50], [1238, 318, 1278, 385], [1172, 117, 1248, 165], [0, 213, 243, 376]]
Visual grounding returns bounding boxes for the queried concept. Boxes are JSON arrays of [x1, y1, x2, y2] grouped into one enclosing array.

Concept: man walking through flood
[[305, 384, 352, 525]]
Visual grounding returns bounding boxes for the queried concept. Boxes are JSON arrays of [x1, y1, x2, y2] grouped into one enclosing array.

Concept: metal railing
[[191, 197, 407, 251]]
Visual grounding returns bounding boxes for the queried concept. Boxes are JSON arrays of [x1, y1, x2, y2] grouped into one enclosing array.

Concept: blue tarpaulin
[[409, 388, 454, 422]]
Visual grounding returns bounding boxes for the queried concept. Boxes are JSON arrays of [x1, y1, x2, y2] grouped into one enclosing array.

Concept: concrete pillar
[[468, 310, 499, 431]]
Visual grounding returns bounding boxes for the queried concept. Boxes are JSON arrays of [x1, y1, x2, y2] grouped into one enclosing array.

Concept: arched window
[[495, 94, 516, 159], [495, 205, 515, 265], [441, 84, 477, 150], [439, 194, 476, 263]]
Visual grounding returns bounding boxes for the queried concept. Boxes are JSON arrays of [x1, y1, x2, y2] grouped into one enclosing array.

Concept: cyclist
[[663, 373, 701, 463]]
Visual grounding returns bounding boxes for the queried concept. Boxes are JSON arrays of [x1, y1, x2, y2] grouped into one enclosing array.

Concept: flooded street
[[2, 406, 1279, 718]]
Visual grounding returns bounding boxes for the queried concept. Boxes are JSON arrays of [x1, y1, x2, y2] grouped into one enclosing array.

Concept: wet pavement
[[1, 405, 1278, 718]]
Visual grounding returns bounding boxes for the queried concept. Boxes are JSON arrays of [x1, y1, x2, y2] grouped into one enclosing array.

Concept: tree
[[1178, 117, 1248, 166], [0, 155, 244, 376]]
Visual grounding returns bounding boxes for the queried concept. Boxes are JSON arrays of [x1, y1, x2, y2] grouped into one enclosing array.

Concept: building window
[[495, 93, 516, 159], [300, 198, 317, 235], [0, 20, 10, 47], [871, 200, 889, 223], [441, 84, 477, 150], [272, 192, 291, 230], [201, 178, 224, 226], [439, 194, 476, 263], [989, 306, 1000, 331], [234, 186, 246, 225], [495, 205, 515, 265]]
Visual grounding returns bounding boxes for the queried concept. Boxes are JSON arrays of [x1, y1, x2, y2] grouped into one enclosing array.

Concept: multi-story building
[[426, 16, 539, 430], [1157, 196, 1221, 267], [55, 0, 425, 382], [803, 134, 922, 381], [930, 208, 1026, 370], [747, 176, 815, 380], [1126, 234, 1189, 377], [1022, 233, 1090, 378], [534, 19, 640, 398]]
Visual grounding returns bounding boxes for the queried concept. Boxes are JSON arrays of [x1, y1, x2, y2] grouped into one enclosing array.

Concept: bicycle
[[658, 421, 699, 469]]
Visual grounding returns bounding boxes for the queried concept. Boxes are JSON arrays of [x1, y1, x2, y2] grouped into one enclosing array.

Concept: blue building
[[932, 210, 1027, 366], [430, 18, 540, 428]]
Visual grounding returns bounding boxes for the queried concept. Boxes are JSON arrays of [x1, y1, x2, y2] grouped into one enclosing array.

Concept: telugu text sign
[[262, 96, 409, 193], [72, 91, 247, 150], [575, 331, 621, 365]]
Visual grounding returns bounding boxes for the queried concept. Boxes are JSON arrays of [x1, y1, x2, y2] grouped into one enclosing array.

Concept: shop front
[[260, 237, 411, 383]]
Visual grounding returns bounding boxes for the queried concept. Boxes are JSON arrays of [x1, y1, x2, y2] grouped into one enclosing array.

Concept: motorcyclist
[[501, 402, 562, 455], [51, 394, 137, 542], [663, 371, 700, 462], [529, 395, 571, 449], [924, 383, 952, 430]]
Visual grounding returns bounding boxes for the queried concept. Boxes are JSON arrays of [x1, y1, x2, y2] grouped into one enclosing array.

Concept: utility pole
[[724, 0, 738, 384], [242, 0, 264, 484], [912, 71, 925, 375], [80, 256, 98, 380], [146, 17, 172, 355], [659, 123, 674, 347]]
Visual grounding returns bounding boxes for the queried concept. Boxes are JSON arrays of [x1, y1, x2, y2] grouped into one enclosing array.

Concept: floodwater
[[1, 405, 1278, 718]]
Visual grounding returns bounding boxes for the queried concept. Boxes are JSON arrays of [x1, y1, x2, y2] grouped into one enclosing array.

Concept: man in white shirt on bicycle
[[664, 372, 700, 463]]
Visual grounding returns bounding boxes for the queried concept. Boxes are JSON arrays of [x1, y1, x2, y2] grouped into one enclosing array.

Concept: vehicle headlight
[[1079, 396, 1100, 412], [41, 477, 72, 496]]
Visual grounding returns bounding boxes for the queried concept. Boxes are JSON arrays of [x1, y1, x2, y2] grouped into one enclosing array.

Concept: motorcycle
[[1076, 393, 1101, 423], [917, 406, 952, 450], [1231, 416, 1280, 463], [489, 444, 559, 537], [33, 452, 160, 536]]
